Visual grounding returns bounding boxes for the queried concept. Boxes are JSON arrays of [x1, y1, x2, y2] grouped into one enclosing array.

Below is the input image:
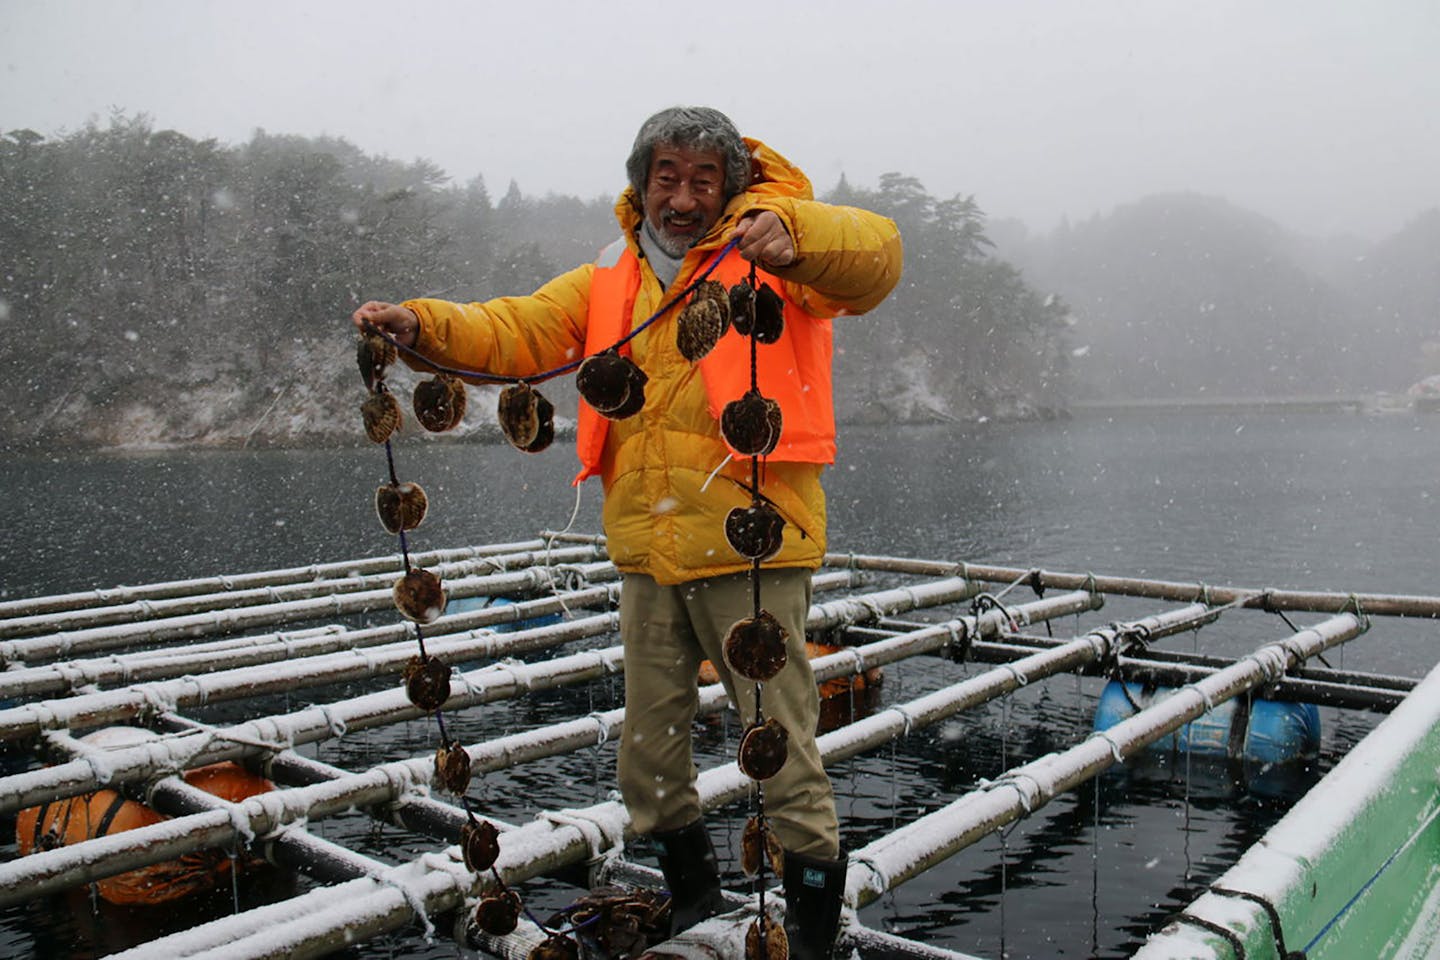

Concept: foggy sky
[[3, 0, 1437, 242]]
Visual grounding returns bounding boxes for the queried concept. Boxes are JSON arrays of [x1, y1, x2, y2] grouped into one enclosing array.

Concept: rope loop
[[1090, 730, 1126, 764]]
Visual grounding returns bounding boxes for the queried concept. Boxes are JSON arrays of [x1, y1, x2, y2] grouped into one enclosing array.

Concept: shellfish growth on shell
[[724, 610, 790, 683], [356, 332, 397, 392], [725, 501, 785, 561], [393, 567, 446, 623], [738, 717, 790, 782], [676, 280, 732, 362], [720, 390, 782, 457], [576, 349, 648, 420], [361, 391, 403, 444], [413, 374, 467, 432], [496, 383, 556, 453], [403, 654, 452, 712], [375, 481, 428, 534]]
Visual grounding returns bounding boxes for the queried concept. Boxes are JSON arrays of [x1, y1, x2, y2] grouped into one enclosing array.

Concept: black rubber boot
[[783, 849, 848, 960], [652, 820, 728, 935]]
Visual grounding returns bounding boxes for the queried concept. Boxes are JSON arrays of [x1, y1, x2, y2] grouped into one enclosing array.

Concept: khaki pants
[[617, 569, 839, 859]]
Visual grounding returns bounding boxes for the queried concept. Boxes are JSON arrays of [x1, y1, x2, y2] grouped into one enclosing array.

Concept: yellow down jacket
[[402, 139, 902, 585]]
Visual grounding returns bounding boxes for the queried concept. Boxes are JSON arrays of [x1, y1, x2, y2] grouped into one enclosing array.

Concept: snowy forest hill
[[1, 114, 1436, 452]]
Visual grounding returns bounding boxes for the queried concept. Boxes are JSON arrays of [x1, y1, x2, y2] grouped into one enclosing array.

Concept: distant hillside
[[0, 116, 1070, 450], [999, 194, 1440, 400]]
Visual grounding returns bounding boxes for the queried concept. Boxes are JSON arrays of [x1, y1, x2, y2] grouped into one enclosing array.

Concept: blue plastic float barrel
[[445, 595, 563, 632], [1094, 680, 1320, 764]]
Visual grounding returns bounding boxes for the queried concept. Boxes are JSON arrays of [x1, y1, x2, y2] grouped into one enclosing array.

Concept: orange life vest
[[574, 242, 836, 483]]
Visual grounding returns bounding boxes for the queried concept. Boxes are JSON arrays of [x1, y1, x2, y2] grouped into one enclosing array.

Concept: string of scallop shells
[[356, 335, 537, 943], [678, 263, 791, 960], [348, 239, 744, 959]]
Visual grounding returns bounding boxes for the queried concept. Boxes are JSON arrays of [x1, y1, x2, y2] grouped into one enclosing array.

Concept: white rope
[[1182, 683, 1215, 714], [700, 454, 734, 493], [1090, 730, 1126, 764], [375, 865, 436, 939], [538, 808, 624, 862], [318, 704, 348, 739], [587, 712, 612, 747], [887, 704, 917, 737], [851, 852, 891, 898]]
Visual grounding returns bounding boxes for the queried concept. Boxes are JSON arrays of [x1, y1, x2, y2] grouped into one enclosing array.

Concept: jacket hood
[[613, 137, 814, 241]]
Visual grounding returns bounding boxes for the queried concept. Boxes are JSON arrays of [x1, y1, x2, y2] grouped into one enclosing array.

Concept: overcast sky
[[3, 0, 1437, 242]]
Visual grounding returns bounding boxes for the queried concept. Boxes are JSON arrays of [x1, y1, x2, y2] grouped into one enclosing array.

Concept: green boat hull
[[1135, 660, 1440, 959]]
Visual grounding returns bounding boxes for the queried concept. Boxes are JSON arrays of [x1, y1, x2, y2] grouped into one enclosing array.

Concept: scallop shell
[[740, 815, 785, 878], [434, 738, 472, 795], [720, 390, 782, 457], [576, 350, 648, 419], [361, 391, 402, 444], [751, 283, 785, 344], [394, 567, 446, 623], [729, 280, 756, 333], [529, 934, 579, 960], [724, 610, 789, 683], [676, 281, 732, 362], [745, 915, 789, 960], [413, 374, 467, 432], [461, 817, 501, 873], [356, 332, 397, 392], [375, 481, 428, 534], [738, 717, 790, 782], [474, 889, 522, 935], [724, 502, 785, 561], [403, 654, 452, 712], [496, 382, 555, 451]]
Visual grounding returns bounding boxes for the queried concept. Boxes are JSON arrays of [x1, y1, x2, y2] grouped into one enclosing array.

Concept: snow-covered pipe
[[823, 553, 1440, 619], [0, 555, 615, 664], [0, 611, 620, 744], [0, 583, 621, 700], [0, 591, 1096, 902], [0, 539, 549, 620], [0, 544, 609, 639], [843, 612, 1365, 907]]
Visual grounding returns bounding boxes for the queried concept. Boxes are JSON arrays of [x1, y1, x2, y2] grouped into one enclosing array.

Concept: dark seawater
[[1, 410, 1436, 959]]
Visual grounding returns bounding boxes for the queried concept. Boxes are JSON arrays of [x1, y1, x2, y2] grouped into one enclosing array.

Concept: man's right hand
[[352, 301, 419, 348]]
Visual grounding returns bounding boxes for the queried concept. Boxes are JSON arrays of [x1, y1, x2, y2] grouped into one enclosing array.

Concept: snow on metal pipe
[[23, 593, 1121, 956], [0, 623, 624, 814], [0, 540, 548, 620], [0, 583, 622, 700], [0, 571, 858, 701], [106, 859, 478, 960], [0, 554, 615, 664], [843, 612, 1365, 908], [825, 552, 1440, 619], [0, 570, 863, 740], [0, 589, 1096, 903], [0, 608, 621, 744], [0, 544, 607, 639]]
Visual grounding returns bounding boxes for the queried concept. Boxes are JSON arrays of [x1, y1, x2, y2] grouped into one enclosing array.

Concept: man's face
[[643, 144, 727, 257]]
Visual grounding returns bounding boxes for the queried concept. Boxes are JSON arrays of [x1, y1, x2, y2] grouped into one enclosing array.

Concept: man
[[353, 106, 901, 959]]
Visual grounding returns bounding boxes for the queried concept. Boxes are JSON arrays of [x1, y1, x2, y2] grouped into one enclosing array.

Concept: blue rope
[[370, 237, 743, 386], [1300, 800, 1440, 953]]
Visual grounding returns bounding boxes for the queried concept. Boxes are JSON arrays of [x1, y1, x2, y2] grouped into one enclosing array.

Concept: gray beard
[[639, 219, 686, 288]]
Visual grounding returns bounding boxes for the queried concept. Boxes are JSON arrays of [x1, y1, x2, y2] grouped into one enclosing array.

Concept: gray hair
[[625, 106, 750, 201]]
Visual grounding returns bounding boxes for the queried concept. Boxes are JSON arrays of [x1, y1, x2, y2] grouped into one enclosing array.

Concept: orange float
[[16, 748, 273, 905], [699, 641, 884, 700]]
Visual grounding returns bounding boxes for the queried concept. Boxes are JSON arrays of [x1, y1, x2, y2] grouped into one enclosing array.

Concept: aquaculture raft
[[3, 538, 1440, 959]]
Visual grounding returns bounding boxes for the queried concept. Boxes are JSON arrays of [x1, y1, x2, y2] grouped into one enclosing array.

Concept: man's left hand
[[732, 211, 796, 268]]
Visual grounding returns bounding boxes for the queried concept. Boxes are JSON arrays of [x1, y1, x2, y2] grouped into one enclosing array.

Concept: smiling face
[[643, 144, 727, 257]]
